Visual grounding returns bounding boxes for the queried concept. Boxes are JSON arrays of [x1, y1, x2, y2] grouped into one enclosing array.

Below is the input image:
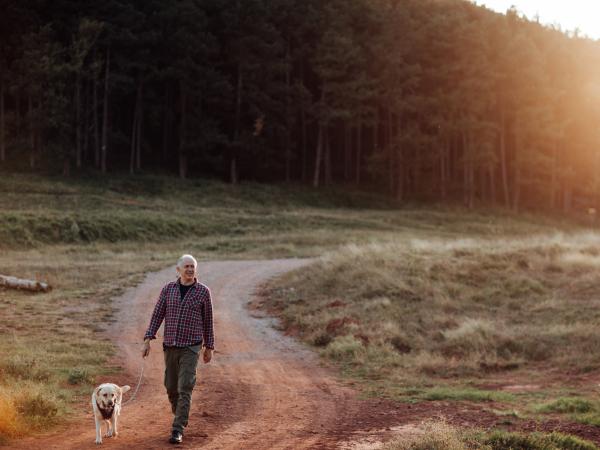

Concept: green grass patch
[[534, 398, 600, 428], [535, 398, 596, 414], [420, 387, 515, 403], [479, 430, 597, 450]]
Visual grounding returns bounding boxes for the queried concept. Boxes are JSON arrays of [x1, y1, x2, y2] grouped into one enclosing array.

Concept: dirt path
[[12, 259, 600, 449]]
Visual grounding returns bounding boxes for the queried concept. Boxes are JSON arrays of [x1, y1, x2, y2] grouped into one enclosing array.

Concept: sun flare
[[474, 0, 600, 40]]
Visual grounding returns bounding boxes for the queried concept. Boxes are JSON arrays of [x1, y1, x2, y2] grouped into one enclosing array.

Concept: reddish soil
[[9, 259, 600, 449]]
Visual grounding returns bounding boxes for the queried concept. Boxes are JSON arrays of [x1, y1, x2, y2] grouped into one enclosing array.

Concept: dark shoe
[[169, 430, 183, 444]]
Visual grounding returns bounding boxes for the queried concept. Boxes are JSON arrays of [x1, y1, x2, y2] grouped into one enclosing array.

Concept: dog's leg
[[105, 418, 113, 437], [111, 413, 119, 437], [95, 417, 103, 444]]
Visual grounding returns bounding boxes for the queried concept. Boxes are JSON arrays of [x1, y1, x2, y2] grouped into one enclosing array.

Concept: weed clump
[[67, 368, 92, 385], [482, 431, 597, 450], [535, 398, 595, 414], [322, 335, 365, 362], [383, 421, 467, 450], [0, 355, 51, 382], [16, 392, 58, 421]]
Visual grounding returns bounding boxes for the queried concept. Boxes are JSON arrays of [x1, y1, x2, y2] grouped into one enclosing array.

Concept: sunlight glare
[[473, 0, 600, 40]]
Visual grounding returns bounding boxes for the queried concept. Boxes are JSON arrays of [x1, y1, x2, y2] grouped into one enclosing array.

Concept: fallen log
[[0, 274, 51, 292]]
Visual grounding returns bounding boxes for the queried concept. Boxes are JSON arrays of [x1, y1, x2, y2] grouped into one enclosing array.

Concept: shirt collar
[[177, 277, 198, 287]]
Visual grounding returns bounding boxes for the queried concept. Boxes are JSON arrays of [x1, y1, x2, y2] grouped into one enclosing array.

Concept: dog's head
[[93, 383, 131, 409]]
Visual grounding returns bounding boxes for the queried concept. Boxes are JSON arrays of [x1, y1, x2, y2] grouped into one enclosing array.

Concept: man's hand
[[202, 347, 213, 364], [142, 339, 151, 358]]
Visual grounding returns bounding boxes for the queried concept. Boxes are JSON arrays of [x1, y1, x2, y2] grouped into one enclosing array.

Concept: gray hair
[[177, 254, 197, 268]]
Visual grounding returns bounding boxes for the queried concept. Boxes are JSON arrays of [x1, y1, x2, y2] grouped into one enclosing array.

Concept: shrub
[[322, 335, 365, 362], [483, 431, 597, 450], [0, 395, 23, 441], [383, 421, 467, 450], [535, 398, 595, 414], [312, 332, 333, 347], [15, 392, 58, 420], [440, 319, 507, 357], [0, 355, 51, 382], [67, 368, 92, 385]]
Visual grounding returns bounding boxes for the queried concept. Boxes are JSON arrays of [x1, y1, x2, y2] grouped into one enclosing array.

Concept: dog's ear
[[120, 385, 131, 394], [93, 386, 102, 400]]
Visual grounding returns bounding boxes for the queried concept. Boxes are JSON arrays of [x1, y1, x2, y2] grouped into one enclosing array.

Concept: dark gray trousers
[[163, 346, 200, 433]]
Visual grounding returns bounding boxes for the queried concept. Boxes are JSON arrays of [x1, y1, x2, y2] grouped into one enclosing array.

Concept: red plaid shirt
[[144, 278, 214, 349]]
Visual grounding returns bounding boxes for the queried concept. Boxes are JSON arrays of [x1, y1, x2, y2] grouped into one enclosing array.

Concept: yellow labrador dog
[[92, 383, 130, 444]]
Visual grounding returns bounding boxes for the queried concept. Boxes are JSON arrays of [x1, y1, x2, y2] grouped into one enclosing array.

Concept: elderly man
[[142, 254, 214, 445]]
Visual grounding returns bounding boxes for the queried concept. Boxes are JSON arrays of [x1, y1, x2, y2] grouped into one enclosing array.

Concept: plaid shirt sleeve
[[202, 287, 215, 350], [144, 286, 167, 341]]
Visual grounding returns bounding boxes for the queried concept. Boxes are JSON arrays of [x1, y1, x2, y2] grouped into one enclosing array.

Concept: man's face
[[177, 261, 197, 284]]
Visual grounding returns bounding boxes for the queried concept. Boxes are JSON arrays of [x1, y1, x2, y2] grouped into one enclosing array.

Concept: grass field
[[0, 173, 597, 446], [262, 229, 600, 440]]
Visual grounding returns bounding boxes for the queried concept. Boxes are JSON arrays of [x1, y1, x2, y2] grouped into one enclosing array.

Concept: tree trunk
[[395, 116, 404, 201], [355, 120, 362, 185], [512, 127, 521, 212], [388, 109, 394, 194], [373, 108, 379, 151], [550, 138, 558, 209], [284, 40, 291, 183], [440, 139, 447, 200], [0, 79, 5, 163], [162, 83, 170, 162], [324, 126, 331, 185], [28, 94, 35, 170], [313, 122, 323, 188], [129, 92, 138, 175], [178, 81, 187, 179], [468, 134, 475, 209], [300, 100, 307, 183], [499, 107, 510, 207], [15, 90, 21, 136], [0, 274, 51, 292], [489, 164, 496, 206], [136, 83, 143, 171], [343, 122, 350, 181], [298, 57, 308, 183], [461, 130, 471, 208], [101, 49, 110, 174], [231, 62, 242, 185], [93, 68, 100, 169], [82, 79, 90, 163], [75, 71, 82, 169], [477, 168, 485, 203], [129, 81, 143, 174]]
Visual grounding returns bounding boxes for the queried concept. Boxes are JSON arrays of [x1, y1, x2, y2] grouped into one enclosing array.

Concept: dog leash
[[122, 359, 145, 407]]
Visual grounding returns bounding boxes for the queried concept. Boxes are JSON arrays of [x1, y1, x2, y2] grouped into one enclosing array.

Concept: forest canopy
[[1, 0, 599, 212]]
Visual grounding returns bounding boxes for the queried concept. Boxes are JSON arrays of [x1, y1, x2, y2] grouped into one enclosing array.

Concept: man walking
[[142, 254, 214, 445]]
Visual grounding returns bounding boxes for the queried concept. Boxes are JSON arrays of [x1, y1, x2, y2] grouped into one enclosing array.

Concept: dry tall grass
[[265, 231, 600, 405], [382, 421, 598, 450], [383, 421, 467, 450]]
